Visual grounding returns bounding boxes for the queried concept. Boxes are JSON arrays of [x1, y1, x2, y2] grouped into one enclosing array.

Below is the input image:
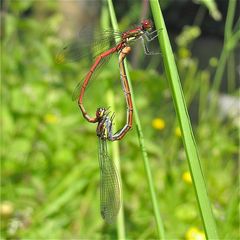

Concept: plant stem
[[106, 90, 126, 239], [227, 52, 235, 93], [101, 2, 126, 238], [209, 0, 237, 115], [107, 0, 166, 238]]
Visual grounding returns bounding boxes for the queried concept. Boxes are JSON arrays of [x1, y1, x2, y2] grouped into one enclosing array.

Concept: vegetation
[[1, 0, 239, 239]]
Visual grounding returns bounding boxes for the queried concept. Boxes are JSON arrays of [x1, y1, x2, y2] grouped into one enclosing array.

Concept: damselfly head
[[141, 19, 153, 32], [96, 107, 106, 119]]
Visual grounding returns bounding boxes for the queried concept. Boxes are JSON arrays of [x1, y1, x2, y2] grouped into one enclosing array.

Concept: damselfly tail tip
[[101, 213, 117, 225]]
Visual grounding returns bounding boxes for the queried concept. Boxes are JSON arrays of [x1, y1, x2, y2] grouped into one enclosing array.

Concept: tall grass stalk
[[106, 90, 126, 239], [227, 53, 235, 93], [149, 0, 219, 239], [209, 0, 238, 114], [198, 71, 210, 122], [100, 4, 126, 238], [107, 0, 166, 238]]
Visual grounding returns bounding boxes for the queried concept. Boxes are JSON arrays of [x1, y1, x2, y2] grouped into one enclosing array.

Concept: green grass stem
[[227, 53, 235, 93], [107, 0, 166, 238], [106, 90, 126, 239], [198, 71, 210, 122], [209, 0, 239, 114], [100, 4, 126, 238], [150, 0, 219, 239]]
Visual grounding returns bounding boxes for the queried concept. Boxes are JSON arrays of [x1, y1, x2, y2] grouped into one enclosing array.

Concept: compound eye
[[141, 19, 152, 31], [96, 108, 105, 118], [96, 108, 101, 117]]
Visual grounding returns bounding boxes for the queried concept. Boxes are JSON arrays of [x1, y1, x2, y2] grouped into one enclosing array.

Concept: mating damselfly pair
[[57, 19, 161, 223]]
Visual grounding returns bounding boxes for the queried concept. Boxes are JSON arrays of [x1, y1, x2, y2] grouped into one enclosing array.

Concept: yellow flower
[[44, 113, 58, 124], [0, 202, 14, 216], [182, 171, 192, 184], [175, 127, 182, 137], [152, 118, 165, 130], [185, 227, 206, 240]]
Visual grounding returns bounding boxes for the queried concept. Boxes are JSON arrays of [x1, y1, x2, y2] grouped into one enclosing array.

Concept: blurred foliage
[[1, 1, 239, 239], [195, 0, 222, 21]]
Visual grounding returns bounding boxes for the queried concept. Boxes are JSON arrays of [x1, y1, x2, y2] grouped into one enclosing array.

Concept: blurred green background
[[1, 0, 239, 239]]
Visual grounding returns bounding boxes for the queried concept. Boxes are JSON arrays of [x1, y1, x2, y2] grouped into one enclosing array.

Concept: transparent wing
[[71, 52, 115, 101], [98, 137, 121, 223], [55, 29, 121, 64]]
